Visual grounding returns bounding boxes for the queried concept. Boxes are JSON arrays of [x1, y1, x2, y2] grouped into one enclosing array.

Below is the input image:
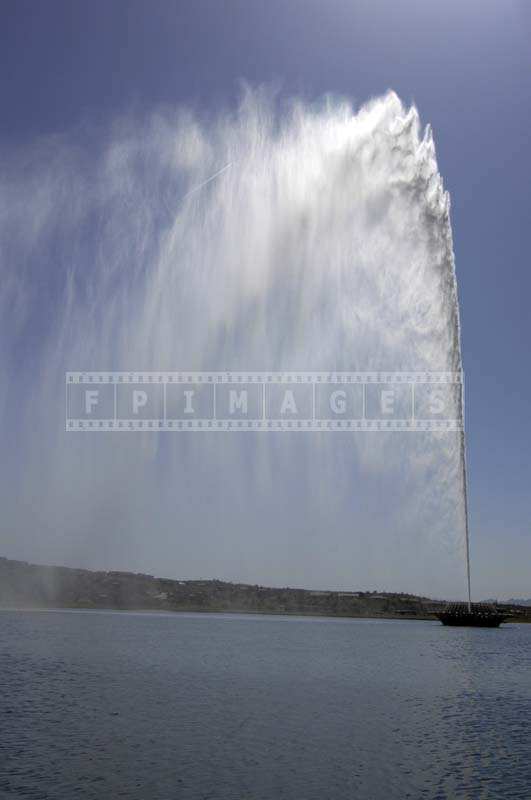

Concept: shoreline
[[1, 604, 529, 623], [2, 557, 530, 623]]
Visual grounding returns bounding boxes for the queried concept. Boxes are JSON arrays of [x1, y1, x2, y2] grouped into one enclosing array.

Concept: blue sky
[[2, 0, 530, 596]]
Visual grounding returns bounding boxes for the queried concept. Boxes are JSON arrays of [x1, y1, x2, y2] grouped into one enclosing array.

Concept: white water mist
[[0, 89, 469, 599]]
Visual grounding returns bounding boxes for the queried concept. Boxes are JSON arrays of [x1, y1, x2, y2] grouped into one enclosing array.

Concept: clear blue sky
[[2, 0, 530, 594]]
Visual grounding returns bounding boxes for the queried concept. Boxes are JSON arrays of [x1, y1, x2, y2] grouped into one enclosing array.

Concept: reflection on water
[[1, 610, 529, 799]]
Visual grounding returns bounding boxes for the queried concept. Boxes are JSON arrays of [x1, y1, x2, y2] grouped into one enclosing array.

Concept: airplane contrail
[[182, 162, 233, 200]]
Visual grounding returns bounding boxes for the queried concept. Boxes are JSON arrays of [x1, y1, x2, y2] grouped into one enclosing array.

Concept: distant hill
[[484, 597, 531, 607], [492, 598, 531, 607], [1, 557, 530, 622]]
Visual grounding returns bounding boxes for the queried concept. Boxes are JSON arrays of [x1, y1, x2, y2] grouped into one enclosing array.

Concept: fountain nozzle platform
[[436, 603, 508, 628]]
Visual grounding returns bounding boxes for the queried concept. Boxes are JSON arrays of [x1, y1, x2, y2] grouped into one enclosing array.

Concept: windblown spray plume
[[0, 90, 469, 598]]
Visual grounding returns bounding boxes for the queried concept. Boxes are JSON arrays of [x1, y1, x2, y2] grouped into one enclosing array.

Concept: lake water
[[0, 610, 529, 799]]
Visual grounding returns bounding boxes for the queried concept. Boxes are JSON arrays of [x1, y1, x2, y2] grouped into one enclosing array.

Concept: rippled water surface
[[1, 610, 530, 799]]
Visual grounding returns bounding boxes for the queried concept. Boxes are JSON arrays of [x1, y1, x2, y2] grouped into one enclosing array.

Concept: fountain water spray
[[0, 89, 471, 599], [461, 424, 473, 611]]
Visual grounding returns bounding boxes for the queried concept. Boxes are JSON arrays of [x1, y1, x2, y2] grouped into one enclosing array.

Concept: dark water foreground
[[0, 610, 529, 800]]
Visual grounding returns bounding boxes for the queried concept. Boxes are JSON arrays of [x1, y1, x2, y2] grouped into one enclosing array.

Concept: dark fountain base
[[436, 603, 508, 628]]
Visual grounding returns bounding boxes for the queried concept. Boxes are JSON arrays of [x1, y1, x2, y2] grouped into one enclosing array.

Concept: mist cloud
[[0, 89, 467, 598]]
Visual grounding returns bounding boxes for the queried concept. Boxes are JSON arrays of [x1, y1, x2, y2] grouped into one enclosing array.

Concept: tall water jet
[[0, 90, 472, 600], [462, 433, 473, 611]]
